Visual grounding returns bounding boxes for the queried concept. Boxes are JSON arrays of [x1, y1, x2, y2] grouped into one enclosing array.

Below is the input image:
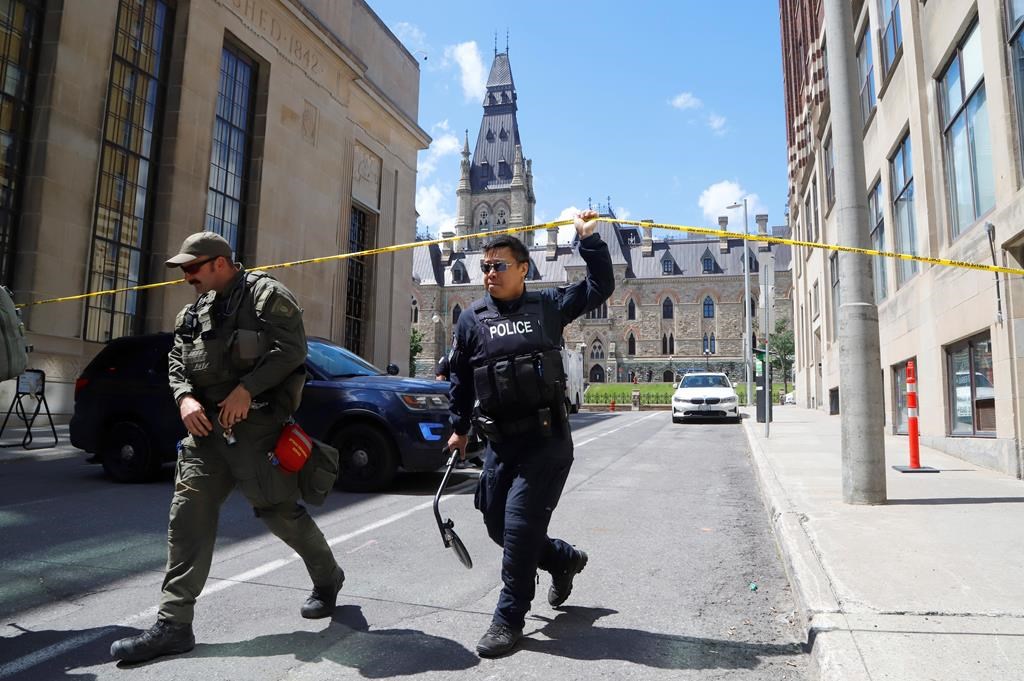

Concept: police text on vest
[[489, 320, 533, 338]]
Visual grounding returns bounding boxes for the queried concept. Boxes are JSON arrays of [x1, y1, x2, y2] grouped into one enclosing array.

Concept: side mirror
[[386, 363, 400, 376]]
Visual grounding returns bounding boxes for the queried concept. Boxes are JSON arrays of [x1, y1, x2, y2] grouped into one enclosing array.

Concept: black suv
[[70, 334, 452, 491]]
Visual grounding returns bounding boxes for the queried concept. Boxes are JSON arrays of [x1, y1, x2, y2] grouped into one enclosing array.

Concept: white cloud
[[614, 206, 631, 221], [708, 113, 727, 135], [392, 22, 428, 54], [444, 41, 486, 102], [670, 92, 703, 110], [697, 181, 769, 230], [416, 182, 457, 236], [418, 121, 461, 179]]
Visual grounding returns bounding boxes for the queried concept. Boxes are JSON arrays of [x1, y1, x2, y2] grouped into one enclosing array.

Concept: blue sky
[[374, 1, 788, 243]]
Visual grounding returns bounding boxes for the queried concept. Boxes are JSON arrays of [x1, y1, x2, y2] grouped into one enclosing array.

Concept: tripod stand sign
[[0, 368, 58, 449]]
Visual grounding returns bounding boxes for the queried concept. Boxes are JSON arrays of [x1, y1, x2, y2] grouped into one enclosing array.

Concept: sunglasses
[[181, 257, 216, 275], [480, 260, 516, 274]]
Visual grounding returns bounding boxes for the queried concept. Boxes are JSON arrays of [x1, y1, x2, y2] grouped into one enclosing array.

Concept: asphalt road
[[0, 411, 808, 680]]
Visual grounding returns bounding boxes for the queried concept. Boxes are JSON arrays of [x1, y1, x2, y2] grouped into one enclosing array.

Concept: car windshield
[[307, 339, 382, 378], [680, 375, 729, 389]]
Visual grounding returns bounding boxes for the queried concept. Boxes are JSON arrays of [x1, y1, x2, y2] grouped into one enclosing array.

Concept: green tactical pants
[[158, 406, 338, 624]]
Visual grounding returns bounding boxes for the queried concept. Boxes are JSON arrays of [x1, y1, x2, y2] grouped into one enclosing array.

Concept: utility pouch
[[297, 437, 339, 506], [473, 364, 499, 413], [229, 328, 262, 369]]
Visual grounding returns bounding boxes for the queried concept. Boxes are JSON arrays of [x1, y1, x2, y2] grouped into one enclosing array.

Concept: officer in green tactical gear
[[110, 232, 344, 664]]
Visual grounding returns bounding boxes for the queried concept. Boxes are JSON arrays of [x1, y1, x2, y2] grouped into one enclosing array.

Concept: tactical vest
[[0, 285, 27, 381], [176, 271, 303, 409], [470, 292, 566, 421]]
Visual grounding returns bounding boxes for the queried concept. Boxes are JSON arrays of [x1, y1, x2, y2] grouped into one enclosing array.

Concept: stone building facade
[[0, 0, 429, 418], [412, 210, 793, 384], [780, 0, 1024, 475]]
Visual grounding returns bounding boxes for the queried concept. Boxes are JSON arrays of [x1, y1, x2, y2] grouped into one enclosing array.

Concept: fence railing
[[584, 390, 674, 406]]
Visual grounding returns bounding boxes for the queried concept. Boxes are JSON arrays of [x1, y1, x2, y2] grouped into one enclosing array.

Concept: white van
[[561, 346, 584, 413]]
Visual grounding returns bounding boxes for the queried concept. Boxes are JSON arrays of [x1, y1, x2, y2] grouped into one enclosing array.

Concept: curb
[[739, 413, 872, 681]]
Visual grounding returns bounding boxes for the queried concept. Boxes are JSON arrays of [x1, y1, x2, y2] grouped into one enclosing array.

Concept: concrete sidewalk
[[742, 405, 1024, 680]]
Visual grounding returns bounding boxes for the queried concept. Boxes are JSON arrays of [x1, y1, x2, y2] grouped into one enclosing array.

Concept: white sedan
[[671, 372, 740, 423]]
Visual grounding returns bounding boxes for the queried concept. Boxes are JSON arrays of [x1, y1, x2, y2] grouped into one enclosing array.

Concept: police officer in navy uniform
[[446, 209, 613, 657]]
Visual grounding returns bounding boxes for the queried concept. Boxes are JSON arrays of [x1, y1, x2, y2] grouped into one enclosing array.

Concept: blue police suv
[[70, 334, 451, 491]]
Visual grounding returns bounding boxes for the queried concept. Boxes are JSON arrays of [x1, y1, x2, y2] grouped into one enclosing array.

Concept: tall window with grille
[[823, 136, 835, 207], [85, 0, 174, 342], [868, 180, 887, 302], [890, 133, 917, 285], [829, 252, 840, 340], [939, 21, 994, 238], [1009, 1, 1024, 174], [205, 44, 256, 254], [879, 0, 902, 77], [345, 205, 376, 357], [0, 0, 42, 287], [857, 27, 876, 125]]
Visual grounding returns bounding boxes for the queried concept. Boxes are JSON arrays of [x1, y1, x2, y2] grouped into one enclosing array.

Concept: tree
[[409, 328, 423, 377], [770, 317, 795, 393]]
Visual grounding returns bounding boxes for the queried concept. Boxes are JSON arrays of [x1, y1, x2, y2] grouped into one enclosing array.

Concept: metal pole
[[824, 0, 887, 504], [764, 254, 774, 438], [742, 199, 752, 408]]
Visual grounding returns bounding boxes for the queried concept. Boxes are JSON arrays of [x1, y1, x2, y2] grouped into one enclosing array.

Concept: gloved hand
[[574, 209, 599, 238]]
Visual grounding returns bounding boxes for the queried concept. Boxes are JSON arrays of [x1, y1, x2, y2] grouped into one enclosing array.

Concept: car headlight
[[721, 396, 737, 403], [399, 393, 450, 410], [672, 395, 685, 402]]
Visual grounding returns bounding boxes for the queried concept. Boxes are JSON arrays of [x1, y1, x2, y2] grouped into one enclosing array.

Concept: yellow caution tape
[[16, 217, 1021, 308]]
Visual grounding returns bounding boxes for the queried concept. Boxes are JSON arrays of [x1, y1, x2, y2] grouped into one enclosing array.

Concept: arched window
[[628, 333, 636, 356], [703, 296, 715, 319], [663, 370, 674, 382], [411, 298, 419, 324], [661, 334, 668, 355], [710, 333, 716, 354], [703, 333, 708, 353], [662, 298, 673, 319], [452, 262, 468, 284], [668, 334, 675, 354], [452, 304, 462, 325], [590, 340, 604, 360], [586, 302, 608, 319], [497, 208, 506, 225], [627, 299, 636, 320]]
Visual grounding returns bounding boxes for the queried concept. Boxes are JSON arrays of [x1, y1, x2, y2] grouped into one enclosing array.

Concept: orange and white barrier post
[[893, 360, 938, 473]]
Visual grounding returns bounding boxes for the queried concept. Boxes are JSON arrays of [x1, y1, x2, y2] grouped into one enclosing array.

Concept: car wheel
[[334, 423, 398, 492], [101, 420, 161, 483]]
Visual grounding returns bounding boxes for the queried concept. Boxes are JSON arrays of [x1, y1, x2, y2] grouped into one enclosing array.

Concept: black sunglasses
[[480, 260, 516, 274], [181, 257, 216, 275]]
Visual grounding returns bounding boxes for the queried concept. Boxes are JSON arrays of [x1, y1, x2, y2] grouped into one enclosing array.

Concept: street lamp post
[[727, 199, 752, 408], [431, 313, 447, 362]]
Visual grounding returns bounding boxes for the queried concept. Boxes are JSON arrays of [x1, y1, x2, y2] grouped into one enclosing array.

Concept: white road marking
[[0, 412, 664, 677]]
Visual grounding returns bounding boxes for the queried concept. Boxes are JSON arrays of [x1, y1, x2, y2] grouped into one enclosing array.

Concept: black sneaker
[[548, 549, 588, 607], [110, 620, 195, 663], [476, 621, 522, 658], [301, 566, 345, 619]]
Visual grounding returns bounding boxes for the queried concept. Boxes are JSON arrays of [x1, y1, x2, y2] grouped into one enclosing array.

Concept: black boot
[[110, 620, 195, 663], [301, 566, 345, 619], [548, 549, 588, 607], [476, 620, 522, 658]]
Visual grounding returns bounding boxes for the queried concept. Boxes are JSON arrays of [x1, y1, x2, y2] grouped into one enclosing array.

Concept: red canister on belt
[[270, 422, 313, 473]]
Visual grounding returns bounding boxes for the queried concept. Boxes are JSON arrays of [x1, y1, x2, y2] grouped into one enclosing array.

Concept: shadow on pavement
[[520, 606, 803, 671], [0, 623, 137, 680], [189, 605, 478, 677]]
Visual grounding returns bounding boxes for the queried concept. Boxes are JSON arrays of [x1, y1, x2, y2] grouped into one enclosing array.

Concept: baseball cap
[[165, 232, 233, 267]]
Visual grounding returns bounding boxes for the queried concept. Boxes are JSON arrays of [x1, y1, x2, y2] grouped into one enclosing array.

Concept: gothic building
[[451, 50, 536, 250], [411, 49, 792, 383]]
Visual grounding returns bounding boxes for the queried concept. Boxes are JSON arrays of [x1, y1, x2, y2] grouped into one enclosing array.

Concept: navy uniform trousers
[[474, 430, 577, 630]]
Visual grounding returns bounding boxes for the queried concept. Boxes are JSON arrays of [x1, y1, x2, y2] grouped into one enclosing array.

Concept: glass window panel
[[948, 112, 973, 234], [941, 56, 962, 121], [894, 361, 908, 434], [973, 338, 995, 432], [968, 87, 994, 218], [960, 24, 983, 90], [949, 345, 973, 434], [1012, 0, 1024, 25]]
